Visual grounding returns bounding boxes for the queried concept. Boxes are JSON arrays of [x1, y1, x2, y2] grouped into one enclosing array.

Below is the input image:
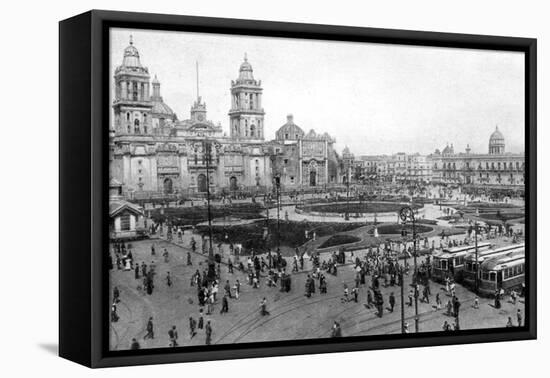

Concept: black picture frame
[[59, 9, 537, 368]]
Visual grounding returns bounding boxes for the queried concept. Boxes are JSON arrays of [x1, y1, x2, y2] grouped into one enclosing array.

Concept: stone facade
[[110, 37, 342, 196], [431, 127, 525, 188]]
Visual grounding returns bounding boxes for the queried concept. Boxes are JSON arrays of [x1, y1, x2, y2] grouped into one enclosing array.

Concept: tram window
[[466, 262, 472, 271], [482, 272, 489, 280], [441, 260, 447, 270], [489, 272, 496, 281]]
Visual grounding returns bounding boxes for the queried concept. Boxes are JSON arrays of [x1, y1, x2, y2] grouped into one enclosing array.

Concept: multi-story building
[[110, 37, 342, 196], [431, 127, 525, 189]]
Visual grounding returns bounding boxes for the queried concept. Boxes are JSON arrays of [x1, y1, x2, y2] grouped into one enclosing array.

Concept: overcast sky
[[110, 28, 525, 156]]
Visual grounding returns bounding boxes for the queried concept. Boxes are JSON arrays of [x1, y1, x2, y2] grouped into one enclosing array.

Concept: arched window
[[127, 124, 131, 134], [126, 112, 130, 121], [250, 125, 255, 137], [134, 119, 140, 133]]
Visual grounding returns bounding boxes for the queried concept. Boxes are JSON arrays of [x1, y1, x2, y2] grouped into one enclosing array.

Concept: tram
[[462, 243, 525, 289], [431, 242, 492, 282], [478, 249, 525, 296]]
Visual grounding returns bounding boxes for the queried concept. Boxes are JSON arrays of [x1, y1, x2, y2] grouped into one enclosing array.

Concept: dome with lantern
[[275, 114, 305, 141], [488, 126, 505, 155]]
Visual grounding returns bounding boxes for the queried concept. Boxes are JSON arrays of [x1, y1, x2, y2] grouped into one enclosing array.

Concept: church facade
[[109, 37, 342, 197]]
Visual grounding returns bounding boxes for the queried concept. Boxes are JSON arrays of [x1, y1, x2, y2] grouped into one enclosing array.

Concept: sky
[[110, 28, 525, 156]]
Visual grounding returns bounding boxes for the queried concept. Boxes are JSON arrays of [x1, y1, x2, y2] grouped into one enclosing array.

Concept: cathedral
[[109, 37, 342, 197]]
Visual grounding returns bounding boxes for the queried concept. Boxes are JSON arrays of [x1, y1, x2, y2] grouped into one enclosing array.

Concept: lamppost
[[274, 175, 281, 250], [399, 205, 419, 333], [474, 220, 480, 294], [345, 168, 351, 221], [204, 140, 216, 282]]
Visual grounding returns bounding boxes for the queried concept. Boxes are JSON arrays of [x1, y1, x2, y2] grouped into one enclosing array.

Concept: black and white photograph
[[107, 27, 528, 351]]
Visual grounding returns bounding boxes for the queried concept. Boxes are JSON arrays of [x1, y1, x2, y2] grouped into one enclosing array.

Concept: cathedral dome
[[276, 114, 304, 141], [122, 36, 142, 68], [152, 101, 175, 117]]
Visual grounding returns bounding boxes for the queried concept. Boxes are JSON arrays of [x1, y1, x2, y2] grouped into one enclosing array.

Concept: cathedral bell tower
[[229, 54, 265, 140], [112, 36, 153, 135]]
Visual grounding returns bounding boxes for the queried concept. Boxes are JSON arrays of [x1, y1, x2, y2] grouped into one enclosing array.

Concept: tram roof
[[480, 250, 525, 271], [465, 243, 525, 262]]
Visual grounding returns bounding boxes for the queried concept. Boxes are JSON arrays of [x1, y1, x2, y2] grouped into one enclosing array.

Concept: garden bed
[[299, 201, 422, 215], [318, 234, 361, 249], [150, 203, 265, 225], [195, 219, 364, 254], [368, 223, 434, 235]]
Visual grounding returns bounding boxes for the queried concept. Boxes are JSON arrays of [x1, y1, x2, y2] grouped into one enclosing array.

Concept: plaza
[[108, 32, 526, 351], [109, 192, 526, 350]]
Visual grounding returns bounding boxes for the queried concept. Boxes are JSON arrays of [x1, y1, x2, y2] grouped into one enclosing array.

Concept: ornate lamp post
[[399, 205, 419, 332]]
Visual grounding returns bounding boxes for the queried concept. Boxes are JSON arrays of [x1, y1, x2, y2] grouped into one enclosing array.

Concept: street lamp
[[274, 175, 281, 250], [474, 220, 480, 294], [399, 205, 419, 333], [203, 140, 216, 282]]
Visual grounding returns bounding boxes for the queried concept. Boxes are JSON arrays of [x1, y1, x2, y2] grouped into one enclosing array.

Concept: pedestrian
[[422, 286, 430, 303], [130, 338, 140, 350], [517, 309, 522, 327], [151, 244, 156, 256], [331, 321, 342, 337], [442, 320, 451, 331], [111, 302, 119, 322], [435, 293, 442, 311], [408, 290, 413, 307], [166, 272, 172, 287], [474, 296, 479, 309], [198, 309, 204, 330], [189, 317, 197, 338], [403, 322, 409, 333], [134, 264, 140, 279], [187, 251, 192, 266], [389, 292, 395, 312], [205, 321, 212, 345], [506, 317, 514, 327], [220, 295, 229, 314], [234, 279, 240, 299], [113, 286, 120, 303], [168, 326, 178, 347], [224, 280, 232, 298], [144, 317, 154, 339], [352, 287, 359, 303]]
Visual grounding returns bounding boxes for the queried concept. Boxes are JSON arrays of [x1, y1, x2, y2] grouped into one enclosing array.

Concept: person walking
[[220, 295, 229, 314], [198, 309, 204, 330], [331, 321, 342, 337], [517, 309, 522, 327], [389, 292, 395, 312], [189, 317, 197, 339], [168, 326, 178, 347], [205, 321, 212, 345], [144, 317, 154, 339]]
